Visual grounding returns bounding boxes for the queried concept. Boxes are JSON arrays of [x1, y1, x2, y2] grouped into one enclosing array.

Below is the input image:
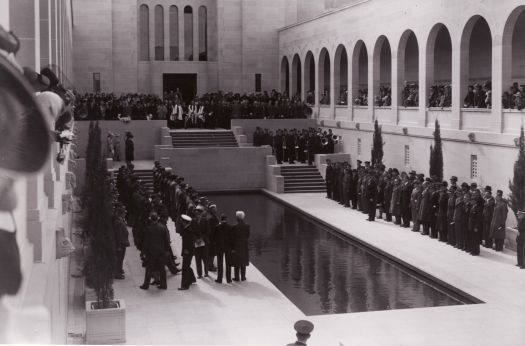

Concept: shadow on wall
[[73, 121, 165, 160]]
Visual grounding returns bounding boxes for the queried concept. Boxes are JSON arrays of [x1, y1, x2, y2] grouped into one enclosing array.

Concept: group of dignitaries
[[115, 163, 251, 291], [252, 127, 339, 165], [324, 160, 520, 262]]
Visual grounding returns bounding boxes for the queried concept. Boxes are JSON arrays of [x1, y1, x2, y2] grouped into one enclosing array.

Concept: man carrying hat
[[232, 211, 250, 282]]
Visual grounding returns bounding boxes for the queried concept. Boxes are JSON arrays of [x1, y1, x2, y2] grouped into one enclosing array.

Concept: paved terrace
[[111, 191, 525, 346]]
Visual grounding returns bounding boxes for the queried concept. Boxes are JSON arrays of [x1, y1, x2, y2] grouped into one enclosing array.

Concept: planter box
[[86, 299, 126, 344]]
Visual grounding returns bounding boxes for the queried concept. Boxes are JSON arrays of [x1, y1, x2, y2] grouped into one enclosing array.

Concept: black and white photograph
[[1, 0, 525, 345]]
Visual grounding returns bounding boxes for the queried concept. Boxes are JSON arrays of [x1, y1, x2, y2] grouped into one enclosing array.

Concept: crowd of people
[[428, 84, 452, 108], [74, 90, 311, 127], [374, 86, 392, 107], [463, 81, 492, 109], [503, 82, 525, 110], [325, 160, 513, 259], [354, 89, 368, 106], [401, 83, 419, 107], [252, 127, 338, 165], [115, 162, 251, 290]]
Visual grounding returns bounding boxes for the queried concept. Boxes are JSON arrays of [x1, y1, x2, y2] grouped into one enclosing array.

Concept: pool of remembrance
[[211, 193, 469, 316]]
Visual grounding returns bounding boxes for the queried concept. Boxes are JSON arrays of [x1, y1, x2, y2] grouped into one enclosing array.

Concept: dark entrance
[[163, 73, 197, 105]]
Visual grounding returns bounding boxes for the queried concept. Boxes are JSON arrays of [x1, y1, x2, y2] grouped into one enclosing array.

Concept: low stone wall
[[158, 146, 272, 192], [230, 119, 317, 145], [74, 120, 165, 160]]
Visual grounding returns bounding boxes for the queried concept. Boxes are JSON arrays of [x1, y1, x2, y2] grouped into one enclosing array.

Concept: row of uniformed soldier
[[253, 127, 337, 165], [116, 165, 180, 289], [325, 161, 511, 258], [153, 162, 251, 288]]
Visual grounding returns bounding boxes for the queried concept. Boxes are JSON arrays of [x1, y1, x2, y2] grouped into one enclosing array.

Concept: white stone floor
[[114, 191, 525, 346]]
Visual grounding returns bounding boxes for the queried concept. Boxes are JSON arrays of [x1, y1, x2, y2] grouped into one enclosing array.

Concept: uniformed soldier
[[286, 320, 314, 346], [325, 159, 334, 199], [482, 186, 495, 248], [366, 171, 378, 221]]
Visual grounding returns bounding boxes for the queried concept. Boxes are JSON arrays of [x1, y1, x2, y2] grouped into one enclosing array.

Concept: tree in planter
[[85, 158, 117, 309], [371, 119, 384, 165], [429, 119, 443, 181], [509, 125, 525, 215]]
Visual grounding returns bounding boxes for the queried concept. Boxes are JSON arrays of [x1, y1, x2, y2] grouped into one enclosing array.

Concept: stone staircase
[[170, 130, 239, 148], [281, 165, 326, 193], [134, 169, 154, 192]]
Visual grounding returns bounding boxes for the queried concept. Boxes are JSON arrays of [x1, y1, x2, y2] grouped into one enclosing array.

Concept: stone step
[[284, 180, 325, 185]]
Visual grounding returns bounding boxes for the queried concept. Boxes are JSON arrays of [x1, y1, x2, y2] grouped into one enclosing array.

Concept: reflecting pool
[[211, 193, 465, 316]]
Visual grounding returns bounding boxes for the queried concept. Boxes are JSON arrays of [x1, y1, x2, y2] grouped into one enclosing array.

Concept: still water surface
[[212, 193, 462, 315]]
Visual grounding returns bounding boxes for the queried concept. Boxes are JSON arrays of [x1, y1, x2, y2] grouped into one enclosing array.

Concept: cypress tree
[[371, 119, 384, 165], [509, 125, 525, 216], [429, 120, 444, 181]]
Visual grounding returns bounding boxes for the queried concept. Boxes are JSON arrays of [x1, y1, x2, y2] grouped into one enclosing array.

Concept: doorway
[[163, 73, 197, 105]]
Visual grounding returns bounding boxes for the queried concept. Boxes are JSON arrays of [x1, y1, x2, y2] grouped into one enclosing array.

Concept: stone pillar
[[301, 53, 306, 103], [491, 36, 503, 133], [368, 51, 374, 123], [450, 37, 462, 130], [330, 51, 335, 118], [51, 0, 57, 66], [391, 49, 399, 124], [40, 0, 50, 70], [315, 51, 320, 108], [347, 43, 353, 121], [419, 38, 428, 127]]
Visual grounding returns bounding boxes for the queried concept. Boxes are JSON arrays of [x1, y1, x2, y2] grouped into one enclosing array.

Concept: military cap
[[357, 160, 362, 164], [409, 170, 417, 175], [450, 176, 458, 182], [470, 182, 478, 188], [293, 320, 314, 336], [181, 214, 192, 222], [484, 186, 492, 192], [392, 168, 399, 175], [461, 182, 469, 189], [442, 181, 448, 187], [497, 190, 503, 196]]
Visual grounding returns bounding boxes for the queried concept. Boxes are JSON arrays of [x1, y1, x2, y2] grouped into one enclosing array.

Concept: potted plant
[[83, 124, 125, 344]]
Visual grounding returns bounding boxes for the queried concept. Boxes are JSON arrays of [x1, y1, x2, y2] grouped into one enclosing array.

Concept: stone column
[[450, 37, 462, 130], [491, 36, 503, 133], [419, 38, 428, 127], [330, 50, 335, 118], [347, 43, 353, 121], [391, 49, 399, 124], [368, 51, 374, 123]]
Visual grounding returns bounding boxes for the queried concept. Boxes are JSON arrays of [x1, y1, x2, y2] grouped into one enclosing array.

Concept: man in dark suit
[[325, 159, 333, 199], [233, 211, 250, 281], [366, 171, 378, 221], [179, 214, 197, 290], [114, 206, 130, 279], [212, 214, 234, 283], [140, 212, 170, 290]]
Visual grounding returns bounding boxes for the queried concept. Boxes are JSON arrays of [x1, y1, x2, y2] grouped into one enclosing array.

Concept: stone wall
[[159, 146, 272, 191], [73, 120, 164, 160]]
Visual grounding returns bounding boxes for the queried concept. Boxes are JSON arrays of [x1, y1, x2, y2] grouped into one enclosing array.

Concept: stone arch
[[280, 56, 290, 95], [373, 35, 392, 106], [352, 40, 368, 106], [397, 30, 419, 107], [334, 44, 348, 105], [426, 23, 453, 107], [291, 54, 302, 99], [318, 48, 331, 105]]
